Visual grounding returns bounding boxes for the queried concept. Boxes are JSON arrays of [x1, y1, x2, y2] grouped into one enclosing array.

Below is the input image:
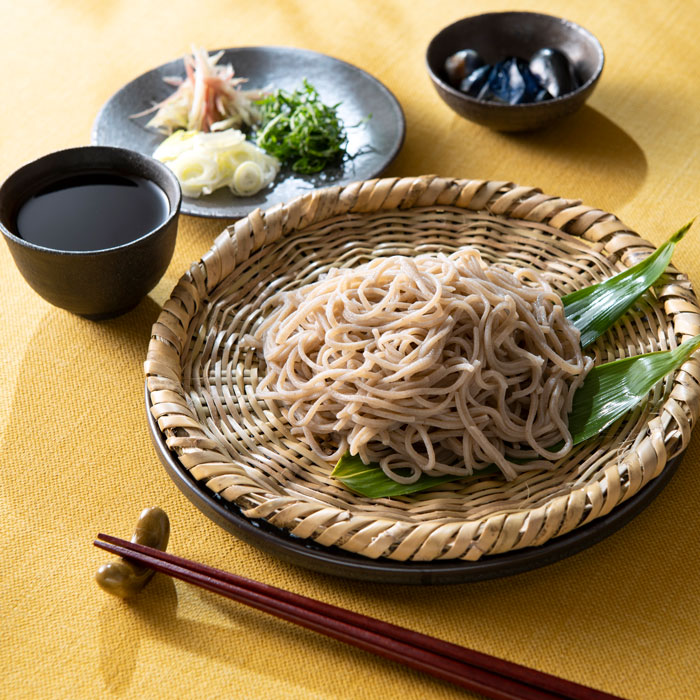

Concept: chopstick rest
[[94, 534, 624, 700], [95, 508, 170, 598]]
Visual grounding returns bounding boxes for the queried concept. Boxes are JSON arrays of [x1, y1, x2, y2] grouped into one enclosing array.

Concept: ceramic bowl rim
[[0, 145, 182, 257]]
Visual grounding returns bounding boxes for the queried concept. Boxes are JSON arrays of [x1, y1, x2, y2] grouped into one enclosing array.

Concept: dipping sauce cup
[[0, 145, 181, 319]]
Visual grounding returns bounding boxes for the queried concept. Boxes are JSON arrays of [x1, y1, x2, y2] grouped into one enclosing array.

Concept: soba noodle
[[254, 249, 592, 482]]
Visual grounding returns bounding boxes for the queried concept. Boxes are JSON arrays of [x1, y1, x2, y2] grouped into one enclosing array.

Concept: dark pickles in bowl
[[445, 48, 580, 105], [426, 11, 604, 131]]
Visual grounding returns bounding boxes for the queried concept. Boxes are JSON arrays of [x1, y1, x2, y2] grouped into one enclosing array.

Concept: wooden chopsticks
[[94, 534, 623, 700]]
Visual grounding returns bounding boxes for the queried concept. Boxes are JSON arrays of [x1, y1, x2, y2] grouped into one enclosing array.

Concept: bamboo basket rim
[[145, 175, 700, 563]]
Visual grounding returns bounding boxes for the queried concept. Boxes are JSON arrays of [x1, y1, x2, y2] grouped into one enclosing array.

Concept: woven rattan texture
[[145, 176, 700, 561]]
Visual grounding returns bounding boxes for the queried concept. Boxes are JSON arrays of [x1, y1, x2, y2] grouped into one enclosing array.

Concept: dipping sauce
[[15, 170, 169, 252]]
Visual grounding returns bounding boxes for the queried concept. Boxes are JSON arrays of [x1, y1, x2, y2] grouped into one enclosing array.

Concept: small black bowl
[[426, 12, 604, 131], [0, 146, 181, 319]]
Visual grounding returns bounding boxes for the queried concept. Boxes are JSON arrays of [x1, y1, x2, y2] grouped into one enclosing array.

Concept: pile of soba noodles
[[253, 249, 593, 483]]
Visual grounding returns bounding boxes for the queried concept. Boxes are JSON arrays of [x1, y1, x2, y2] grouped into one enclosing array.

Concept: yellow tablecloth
[[2, 1, 699, 698]]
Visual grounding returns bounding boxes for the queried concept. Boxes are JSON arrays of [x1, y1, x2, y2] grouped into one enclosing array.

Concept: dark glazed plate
[[92, 46, 405, 219], [146, 384, 682, 584]]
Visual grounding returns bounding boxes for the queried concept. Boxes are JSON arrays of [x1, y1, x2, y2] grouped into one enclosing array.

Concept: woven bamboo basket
[[145, 175, 700, 562]]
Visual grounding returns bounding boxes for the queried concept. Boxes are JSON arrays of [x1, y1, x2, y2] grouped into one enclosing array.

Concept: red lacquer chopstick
[[94, 534, 624, 700]]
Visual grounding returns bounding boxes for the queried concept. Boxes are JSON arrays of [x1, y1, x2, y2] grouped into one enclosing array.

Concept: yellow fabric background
[[1, 1, 699, 698]]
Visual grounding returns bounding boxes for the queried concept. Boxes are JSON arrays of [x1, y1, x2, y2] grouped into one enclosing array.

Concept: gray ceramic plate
[[92, 46, 405, 219]]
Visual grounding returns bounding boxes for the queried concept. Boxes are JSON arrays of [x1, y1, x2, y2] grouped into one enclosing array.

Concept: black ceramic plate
[[92, 46, 405, 219], [146, 385, 682, 584]]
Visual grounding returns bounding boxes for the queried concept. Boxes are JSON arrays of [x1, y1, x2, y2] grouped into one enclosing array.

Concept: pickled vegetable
[[459, 64, 491, 97], [482, 58, 547, 105], [445, 49, 484, 88], [444, 46, 580, 104], [529, 48, 580, 99]]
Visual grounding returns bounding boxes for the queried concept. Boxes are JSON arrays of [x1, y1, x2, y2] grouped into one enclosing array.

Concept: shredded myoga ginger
[[132, 46, 264, 134]]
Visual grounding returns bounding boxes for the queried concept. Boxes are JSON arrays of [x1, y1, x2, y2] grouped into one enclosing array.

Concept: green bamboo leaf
[[331, 452, 470, 497], [333, 336, 700, 498], [562, 220, 693, 348], [568, 334, 700, 444]]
